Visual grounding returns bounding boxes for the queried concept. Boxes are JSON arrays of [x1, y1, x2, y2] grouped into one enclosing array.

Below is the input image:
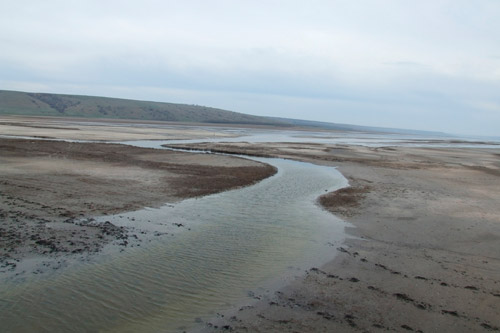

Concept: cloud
[[0, 0, 499, 135]]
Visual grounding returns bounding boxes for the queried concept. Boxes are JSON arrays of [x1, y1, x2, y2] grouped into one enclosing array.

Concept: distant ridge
[[0, 89, 446, 136], [0, 90, 289, 126]]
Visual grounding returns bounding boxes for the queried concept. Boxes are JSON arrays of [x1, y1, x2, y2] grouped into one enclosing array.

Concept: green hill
[[0, 90, 289, 126], [0, 89, 446, 136]]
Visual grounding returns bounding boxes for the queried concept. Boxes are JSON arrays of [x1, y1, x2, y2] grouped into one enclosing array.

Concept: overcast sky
[[1, 1, 499, 136]]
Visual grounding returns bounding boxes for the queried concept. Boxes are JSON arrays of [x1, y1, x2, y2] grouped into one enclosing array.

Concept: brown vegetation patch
[[465, 165, 500, 177], [318, 185, 371, 217], [171, 165, 276, 198]]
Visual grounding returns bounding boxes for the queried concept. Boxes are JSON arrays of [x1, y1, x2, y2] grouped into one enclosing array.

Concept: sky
[[1, 1, 499, 136]]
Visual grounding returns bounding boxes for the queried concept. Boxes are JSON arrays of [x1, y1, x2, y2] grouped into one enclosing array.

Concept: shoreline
[[174, 142, 500, 332], [0, 138, 351, 332], [0, 137, 276, 281]]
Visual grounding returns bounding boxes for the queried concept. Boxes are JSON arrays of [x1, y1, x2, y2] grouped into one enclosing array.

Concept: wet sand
[[169, 143, 500, 332], [0, 137, 275, 279]]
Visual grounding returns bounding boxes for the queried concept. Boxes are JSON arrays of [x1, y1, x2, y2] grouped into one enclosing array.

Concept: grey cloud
[[1, 1, 499, 136]]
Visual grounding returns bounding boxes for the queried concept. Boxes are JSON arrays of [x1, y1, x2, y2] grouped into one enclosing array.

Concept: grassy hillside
[[0, 90, 290, 126], [0, 89, 445, 136]]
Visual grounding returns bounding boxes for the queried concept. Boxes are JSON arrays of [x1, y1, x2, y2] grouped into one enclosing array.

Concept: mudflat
[[1, 116, 499, 332], [0, 136, 275, 278], [170, 142, 500, 332]]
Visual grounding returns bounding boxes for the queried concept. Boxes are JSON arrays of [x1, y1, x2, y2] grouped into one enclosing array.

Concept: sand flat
[[0, 115, 237, 141], [174, 142, 500, 332]]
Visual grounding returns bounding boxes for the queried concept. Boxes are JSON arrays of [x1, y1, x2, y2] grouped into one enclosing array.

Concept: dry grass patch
[[318, 185, 371, 217]]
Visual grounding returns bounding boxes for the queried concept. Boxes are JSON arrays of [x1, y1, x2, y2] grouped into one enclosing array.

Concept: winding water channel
[[0, 140, 349, 332]]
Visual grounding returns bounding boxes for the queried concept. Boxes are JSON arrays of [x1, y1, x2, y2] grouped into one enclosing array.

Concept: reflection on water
[[120, 129, 500, 149], [0, 157, 348, 332], [2, 127, 499, 148]]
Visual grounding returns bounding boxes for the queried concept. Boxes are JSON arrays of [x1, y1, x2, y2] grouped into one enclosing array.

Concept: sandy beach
[[170, 142, 500, 332], [1, 117, 499, 331]]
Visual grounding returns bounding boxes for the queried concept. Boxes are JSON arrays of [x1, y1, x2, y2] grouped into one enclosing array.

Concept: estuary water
[[0, 147, 349, 332]]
